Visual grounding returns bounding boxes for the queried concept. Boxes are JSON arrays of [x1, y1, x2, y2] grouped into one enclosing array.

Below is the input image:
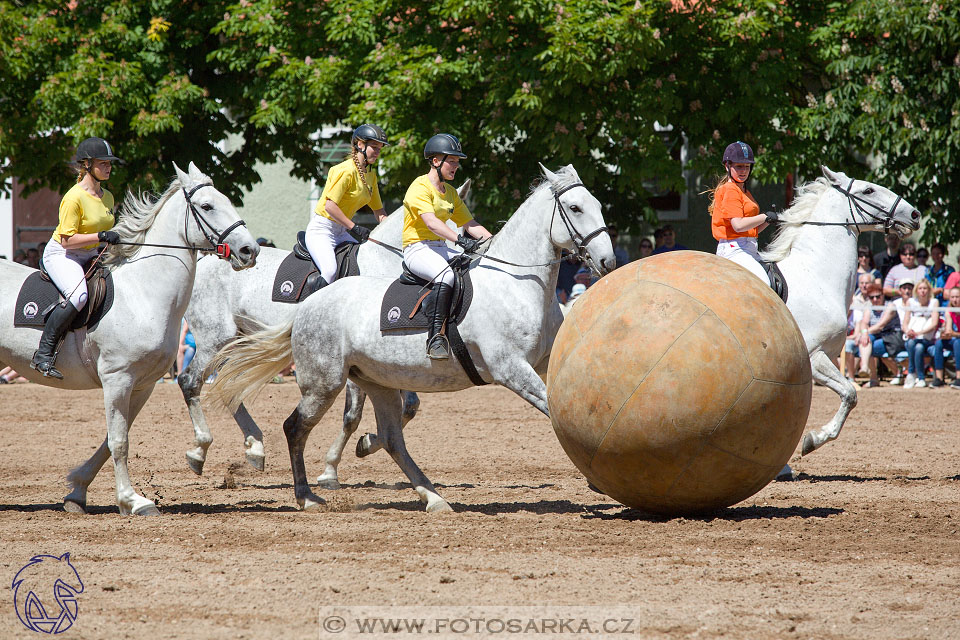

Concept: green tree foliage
[[797, 0, 960, 243]]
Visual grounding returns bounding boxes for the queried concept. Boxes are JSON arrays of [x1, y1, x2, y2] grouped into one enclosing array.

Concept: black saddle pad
[[380, 271, 473, 332], [272, 241, 361, 304], [14, 270, 114, 331]]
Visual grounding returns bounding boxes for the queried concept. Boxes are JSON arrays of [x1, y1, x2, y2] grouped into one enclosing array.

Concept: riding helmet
[[722, 141, 755, 165], [423, 133, 467, 160], [76, 137, 121, 163], [352, 124, 389, 147]]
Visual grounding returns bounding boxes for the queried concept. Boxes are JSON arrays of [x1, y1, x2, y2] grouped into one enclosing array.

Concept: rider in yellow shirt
[[402, 133, 492, 360], [305, 124, 389, 286], [32, 137, 122, 379]]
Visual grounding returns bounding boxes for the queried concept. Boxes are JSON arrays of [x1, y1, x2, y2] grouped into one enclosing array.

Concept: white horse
[[0, 162, 259, 515], [207, 164, 615, 512], [178, 182, 471, 475], [760, 166, 919, 464]]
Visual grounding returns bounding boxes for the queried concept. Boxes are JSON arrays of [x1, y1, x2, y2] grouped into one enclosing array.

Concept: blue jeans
[[905, 338, 933, 377], [934, 338, 960, 371]]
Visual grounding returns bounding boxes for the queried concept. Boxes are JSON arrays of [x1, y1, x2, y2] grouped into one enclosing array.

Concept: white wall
[[0, 179, 12, 259]]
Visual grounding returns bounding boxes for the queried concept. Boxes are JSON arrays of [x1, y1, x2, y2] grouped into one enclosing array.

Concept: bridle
[[800, 179, 904, 235], [181, 182, 247, 259]]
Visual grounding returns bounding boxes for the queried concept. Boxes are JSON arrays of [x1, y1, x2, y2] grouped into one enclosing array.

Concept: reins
[[798, 179, 903, 234]]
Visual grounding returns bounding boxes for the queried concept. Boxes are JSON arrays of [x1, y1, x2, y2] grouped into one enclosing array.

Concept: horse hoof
[[244, 437, 265, 471], [426, 500, 454, 513], [355, 433, 374, 458], [801, 433, 817, 456], [245, 452, 265, 472], [63, 500, 87, 515], [775, 464, 797, 481], [185, 451, 205, 476], [316, 475, 341, 491], [133, 504, 161, 516], [299, 493, 327, 511]]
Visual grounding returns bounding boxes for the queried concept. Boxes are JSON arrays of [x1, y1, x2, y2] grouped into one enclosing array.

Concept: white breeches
[[43, 241, 99, 311], [716, 238, 767, 283], [304, 214, 356, 284], [403, 240, 462, 287]]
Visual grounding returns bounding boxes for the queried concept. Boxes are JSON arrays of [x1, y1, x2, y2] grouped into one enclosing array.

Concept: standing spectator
[[925, 242, 954, 303], [638, 238, 654, 259], [651, 224, 688, 254], [653, 227, 665, 250], [883, 243, 927, 299], [607, 225, 630, 268], [856, 246, 881, 291], [855, 283, 902, 387], [874, 232, 901, 282], [932, 286, 960, 389], [902, 279, 940, 388], [556, 253, 580, 303]]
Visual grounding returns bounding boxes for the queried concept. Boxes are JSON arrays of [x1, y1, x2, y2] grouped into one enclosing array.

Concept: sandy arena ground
[[0, 381, 958, 639]]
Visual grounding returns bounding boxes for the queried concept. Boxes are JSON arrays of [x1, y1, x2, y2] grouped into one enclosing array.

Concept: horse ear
[[187, 161, 205, 180], [539, 162, 560, 185], [457, 178, 472, 200], [821, 165, 844, 186], [173, 162, 191, 186], [562, 164, 581, 182]]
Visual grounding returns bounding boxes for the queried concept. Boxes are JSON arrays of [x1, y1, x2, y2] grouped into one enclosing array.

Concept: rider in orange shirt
[[709, 141, 778, 282]]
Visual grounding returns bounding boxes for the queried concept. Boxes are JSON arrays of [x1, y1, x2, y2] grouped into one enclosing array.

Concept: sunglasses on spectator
[[868, 294, 884, 299], [902, 251, 916, 256]]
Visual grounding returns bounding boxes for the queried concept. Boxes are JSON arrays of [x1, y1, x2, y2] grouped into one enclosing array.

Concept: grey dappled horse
[[0, 162, 258, 515], [179, 182, 471, 475], [207, 164, 615, 512], [759, 167, 919, 469]]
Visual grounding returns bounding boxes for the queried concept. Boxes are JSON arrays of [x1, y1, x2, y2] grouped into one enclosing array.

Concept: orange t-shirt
[[711, 181, 760, 241]]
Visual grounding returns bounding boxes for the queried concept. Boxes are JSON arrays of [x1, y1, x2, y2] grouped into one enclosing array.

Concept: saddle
[[379, 254, 486, 385], [761, 261, 788, 303], [271, 231, 361, 303], [14, 258, 114, 330]]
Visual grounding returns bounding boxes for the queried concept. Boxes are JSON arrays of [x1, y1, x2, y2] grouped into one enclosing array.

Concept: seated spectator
[[0, 366, 28, 383], [883, 243, 927, 299], [574, 266, 594, 289], [25, 247, 40, 269], [926, 242, 955, 304], [651, 224, 687, 254], [564, 283, 588, 313], [176, 318, 196, 378], [933, 286, 960, 389], [916, 246, 929, 267], [844, 272, 875, 380], [874, 232, 901, 282], [855, 283, 903, 387], [653, 227, 664, 251], [12, 248, 27, 265], [638, 237, 654, 259], [856, 246, 881, 292], [902, 279, 940, 388], [556, 253, 580, 302], [608, 225, 630, 268]]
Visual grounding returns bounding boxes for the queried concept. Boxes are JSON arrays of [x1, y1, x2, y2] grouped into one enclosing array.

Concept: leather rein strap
[[800, 179, 902, 234]]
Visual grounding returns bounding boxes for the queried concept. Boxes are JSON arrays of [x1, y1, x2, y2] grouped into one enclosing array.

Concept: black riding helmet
[[352, 124, 389, 148], [77, 137, 122, 163], [424, 133, 466, 182]]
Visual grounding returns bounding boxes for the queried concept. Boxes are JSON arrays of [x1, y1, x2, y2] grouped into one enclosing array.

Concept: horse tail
[[206, 317, 294, 412]]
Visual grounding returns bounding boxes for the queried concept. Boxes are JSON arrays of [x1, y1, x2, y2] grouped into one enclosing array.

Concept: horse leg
[[234, 404, 266, 471], [354, 390, 420, 458], [801, 349, 859, 456], [490, 360, 550, 416], [64, 438, 110, 514], [178, 354, 214, 475], [284, 383, 343, 510], [363, 384, 452, 513], [317, 380, 366, 489]]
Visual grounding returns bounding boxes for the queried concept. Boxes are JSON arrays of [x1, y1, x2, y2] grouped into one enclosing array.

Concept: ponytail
[[705, 174, 731, 216]]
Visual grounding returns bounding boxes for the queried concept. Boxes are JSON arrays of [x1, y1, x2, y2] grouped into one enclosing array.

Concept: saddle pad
[[380, 272, 473, 332], [14, 270, 114, 331], [272, 252, 317, 303]]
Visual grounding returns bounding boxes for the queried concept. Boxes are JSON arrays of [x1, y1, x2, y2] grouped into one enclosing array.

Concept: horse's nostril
[[911, 210, 920, 219]]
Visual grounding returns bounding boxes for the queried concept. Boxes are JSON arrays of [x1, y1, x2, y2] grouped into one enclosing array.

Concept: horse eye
[[862, 188, 874, 195], [201, 203, 213, 211], [570, 205, 581, 213]]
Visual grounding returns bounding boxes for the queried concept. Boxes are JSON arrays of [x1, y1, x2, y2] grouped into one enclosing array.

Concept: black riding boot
[[426, 283, 453, 360], [30, 303, 79, 380]]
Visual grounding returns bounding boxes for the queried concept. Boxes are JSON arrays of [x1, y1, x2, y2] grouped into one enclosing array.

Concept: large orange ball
[[547, 251, 811, 515]]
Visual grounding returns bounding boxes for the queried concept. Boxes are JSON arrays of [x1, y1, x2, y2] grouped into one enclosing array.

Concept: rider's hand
[[98, 230, 121, 245], [348, 224, 370, 243], [764, 210, 780, 224], [456, 234, 480, 253]]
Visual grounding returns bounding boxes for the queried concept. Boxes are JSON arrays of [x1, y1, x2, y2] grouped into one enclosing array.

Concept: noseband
[[802, 179, 903, 235], [182, 183, 247, 259], [550, 182, 609, 261]]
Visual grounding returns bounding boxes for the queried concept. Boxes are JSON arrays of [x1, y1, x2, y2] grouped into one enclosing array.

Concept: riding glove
[[764, 210, 780, 224], [98, 230, 121, 244], [456, 234, 480, 253], [348, 224, 370, 243]]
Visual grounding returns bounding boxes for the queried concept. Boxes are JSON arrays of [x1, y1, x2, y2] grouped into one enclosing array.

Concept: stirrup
[[426, 334, 450, 360], [30, 354, 64, 380]]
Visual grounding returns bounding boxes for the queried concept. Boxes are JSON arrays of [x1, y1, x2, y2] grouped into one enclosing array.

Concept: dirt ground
[[0, 381, 957, 639]]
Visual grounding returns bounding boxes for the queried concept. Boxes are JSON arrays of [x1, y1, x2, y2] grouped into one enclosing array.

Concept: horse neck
[[484, 187, 561, 288], [781, 198, 860, 304], [122, 193, 199, 313]]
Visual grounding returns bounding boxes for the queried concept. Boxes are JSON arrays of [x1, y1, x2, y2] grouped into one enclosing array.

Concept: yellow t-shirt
[[314, 157, 383, 221], [52, 183, 116, 249], [402, 175, 473, 247]]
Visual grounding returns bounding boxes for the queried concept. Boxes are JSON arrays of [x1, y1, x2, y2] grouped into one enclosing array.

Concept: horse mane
[[102, 180, 182, 265], [759, 177, 831, 263]]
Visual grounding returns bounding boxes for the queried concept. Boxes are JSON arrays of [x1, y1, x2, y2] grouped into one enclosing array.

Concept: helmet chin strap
[[433, 155, 447, 183]]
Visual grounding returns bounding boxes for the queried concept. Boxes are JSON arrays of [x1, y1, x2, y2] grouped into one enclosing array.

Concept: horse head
[[821, 166, 920, 237], [173, 162, 259, 270], [539, 163, 616, 276]]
